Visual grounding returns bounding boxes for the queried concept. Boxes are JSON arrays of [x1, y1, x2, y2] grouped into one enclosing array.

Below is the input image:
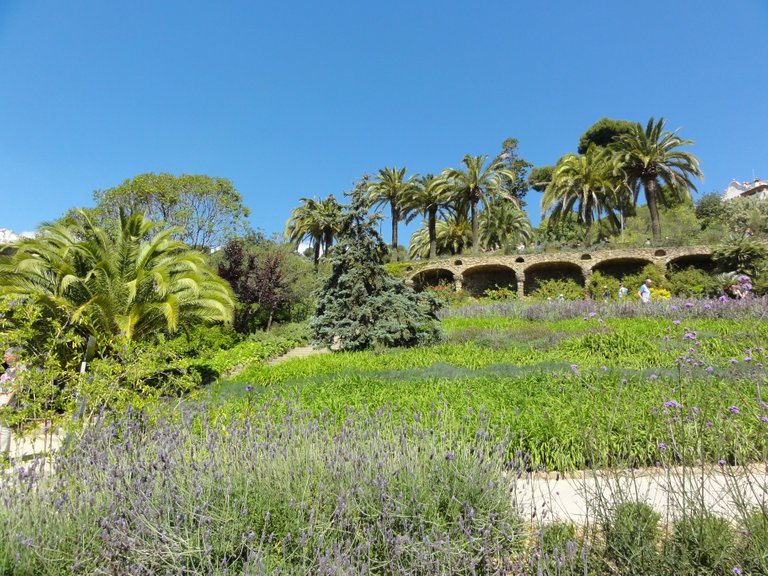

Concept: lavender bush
[[442, 296, 768, 322], [0, 403, 524, 575]]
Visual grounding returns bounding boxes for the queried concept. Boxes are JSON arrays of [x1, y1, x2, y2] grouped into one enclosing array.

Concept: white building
[[722, 178, 768, 201], [0, 228, 18, 244]]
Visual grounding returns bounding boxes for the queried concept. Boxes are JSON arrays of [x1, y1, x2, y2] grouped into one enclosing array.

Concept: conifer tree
[[310, 179, 442, 351]]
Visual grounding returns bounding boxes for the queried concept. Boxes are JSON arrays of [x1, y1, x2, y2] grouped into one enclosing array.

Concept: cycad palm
[[368, 167, 419, 261], [613, 117, 702, 241], [0, 211, 234, 341], [443, 154, 519, 254], [285, 195, 342, 271], [404, 174, 452, 259], [542, 146, 620, 242]]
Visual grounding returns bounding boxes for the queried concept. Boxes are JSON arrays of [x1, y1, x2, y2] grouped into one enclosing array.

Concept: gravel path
[[266, 345, 329, 366]]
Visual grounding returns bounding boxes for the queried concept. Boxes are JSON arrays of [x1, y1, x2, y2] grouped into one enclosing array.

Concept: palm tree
[[0, 210, 235, 342], [442, 154, 519, 254], [403, 174, 452, 259], [285, 195, 342, 271], [612, 117, 702, 242], [368, 167, 419, 261], [479, 196, 533, 251], [408, 213, 472, 259], [542, 146, 622, 243]]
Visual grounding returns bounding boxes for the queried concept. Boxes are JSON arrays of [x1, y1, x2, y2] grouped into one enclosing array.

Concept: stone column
[[516, 272, 525, 299], [453, 273, 463, 292]]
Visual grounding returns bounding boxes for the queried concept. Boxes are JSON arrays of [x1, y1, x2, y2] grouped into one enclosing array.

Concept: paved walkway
[[514, 464, 768, 524]]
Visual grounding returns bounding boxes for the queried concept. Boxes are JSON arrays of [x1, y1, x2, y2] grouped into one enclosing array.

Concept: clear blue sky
[[1, 0, 766, 243]]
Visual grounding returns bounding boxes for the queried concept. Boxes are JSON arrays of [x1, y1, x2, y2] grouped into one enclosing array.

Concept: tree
[[284, 195, 342, 271], [403, 174, 452, 259], [217, 234, 315, 332], [408, 212, 472, 259], [613, 118, 702, 242], [542, 146, 623, 242], [368, 167, 419, 262], [0, 210, 235, 342], [443, 154, 519, 254], [528, 165, 555, 193], [497, 138, 533, 203], [479, 197, 532, 251], [695, 192, 727, 229], [577, 118, 635, 154], [311, 180, 441, 351], [92, 173, 250, 250]]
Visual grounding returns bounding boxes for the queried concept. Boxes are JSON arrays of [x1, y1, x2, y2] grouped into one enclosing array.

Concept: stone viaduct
[[405, 246, 715, 297]]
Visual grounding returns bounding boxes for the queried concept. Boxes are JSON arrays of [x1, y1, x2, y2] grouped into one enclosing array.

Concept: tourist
[[618, 284, 628, 298], [601, 285, 610, 301], [0, 348, 22, 458], [644, 238, 651, 247], [637, 279, 652, 303]]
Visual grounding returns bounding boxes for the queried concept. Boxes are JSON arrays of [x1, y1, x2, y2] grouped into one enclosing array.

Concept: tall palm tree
[[403, 174, 452, 259], [442, 154, 519, 254], [0, 210, 235, 342], [368, 167, 419, 261], [612, 117, 702, 242], [479, 196, 533, 251], [285, 195, 342, 271], [542, 146, 622, 242]]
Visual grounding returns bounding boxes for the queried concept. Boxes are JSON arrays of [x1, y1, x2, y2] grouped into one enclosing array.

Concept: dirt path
[[266, 345, 329, 366]]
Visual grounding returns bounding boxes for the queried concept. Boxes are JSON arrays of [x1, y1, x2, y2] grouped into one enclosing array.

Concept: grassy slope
[[206, 316, 768, 471]]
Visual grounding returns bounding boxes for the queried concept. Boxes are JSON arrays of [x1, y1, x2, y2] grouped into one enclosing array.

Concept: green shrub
[[738, 509, 768, 575], [603, 501, 661, 575], [668, 513, 736, 575], [620, 264, 667, 295], [530, 278, 584, 301], [667, 267, 720, 297], [587, 271, 620, 300], [483, 285, 517, 301]]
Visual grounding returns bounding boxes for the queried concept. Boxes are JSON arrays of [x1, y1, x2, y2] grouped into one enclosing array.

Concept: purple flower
[[760, 416, 768, 423], [245, 385, 253, 393], [685, 302, 694, 308], [736, 275, 750, 282], [704, 303, 712, 310], [658, 443, 667, 451], [732, 568, 742, 575], [570, 364, 578, 372], [745, 356, 752, 363], [445, 451, 455, 461], [730, 358, 738, 364], [588, 312, 596, 318], [650, 374, 658, 380], [664, 400, 683, 409], [692, 406, 700, 414], [672, 320, 681, 326], [705, 366, 714, 374], [718, 459, 727, 466], [728, 406, 740, 414]]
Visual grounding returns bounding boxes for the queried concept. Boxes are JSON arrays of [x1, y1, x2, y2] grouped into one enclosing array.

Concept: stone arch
[[667, 254, 716, 273], [591, 257, 654, 280], [654, 249, 667, 257], [411, 268, 454, 292], [462, 264, 517, 297], [523, 261, 584, 295]]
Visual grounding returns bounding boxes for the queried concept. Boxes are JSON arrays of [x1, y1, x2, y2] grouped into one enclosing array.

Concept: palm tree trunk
[[428, 207, 437, 259], [470, 199, 479, 255], [313, 241, 321, 272], [390, 206, 399, 262], [644, 178, 662, 242]]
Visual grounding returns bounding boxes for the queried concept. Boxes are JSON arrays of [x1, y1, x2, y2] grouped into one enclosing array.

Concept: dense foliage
[[311, 185, 441, 351]]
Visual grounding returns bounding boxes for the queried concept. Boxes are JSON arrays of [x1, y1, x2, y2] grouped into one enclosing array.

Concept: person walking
[[618, 284, 628, 299], [637, 279, 652, 304]]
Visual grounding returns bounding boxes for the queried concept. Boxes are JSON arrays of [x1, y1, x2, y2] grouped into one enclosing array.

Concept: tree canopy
[[92, 173, 250, 250]]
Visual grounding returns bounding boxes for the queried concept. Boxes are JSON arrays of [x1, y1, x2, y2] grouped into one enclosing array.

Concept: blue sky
[[1, 0, 766, 243]]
